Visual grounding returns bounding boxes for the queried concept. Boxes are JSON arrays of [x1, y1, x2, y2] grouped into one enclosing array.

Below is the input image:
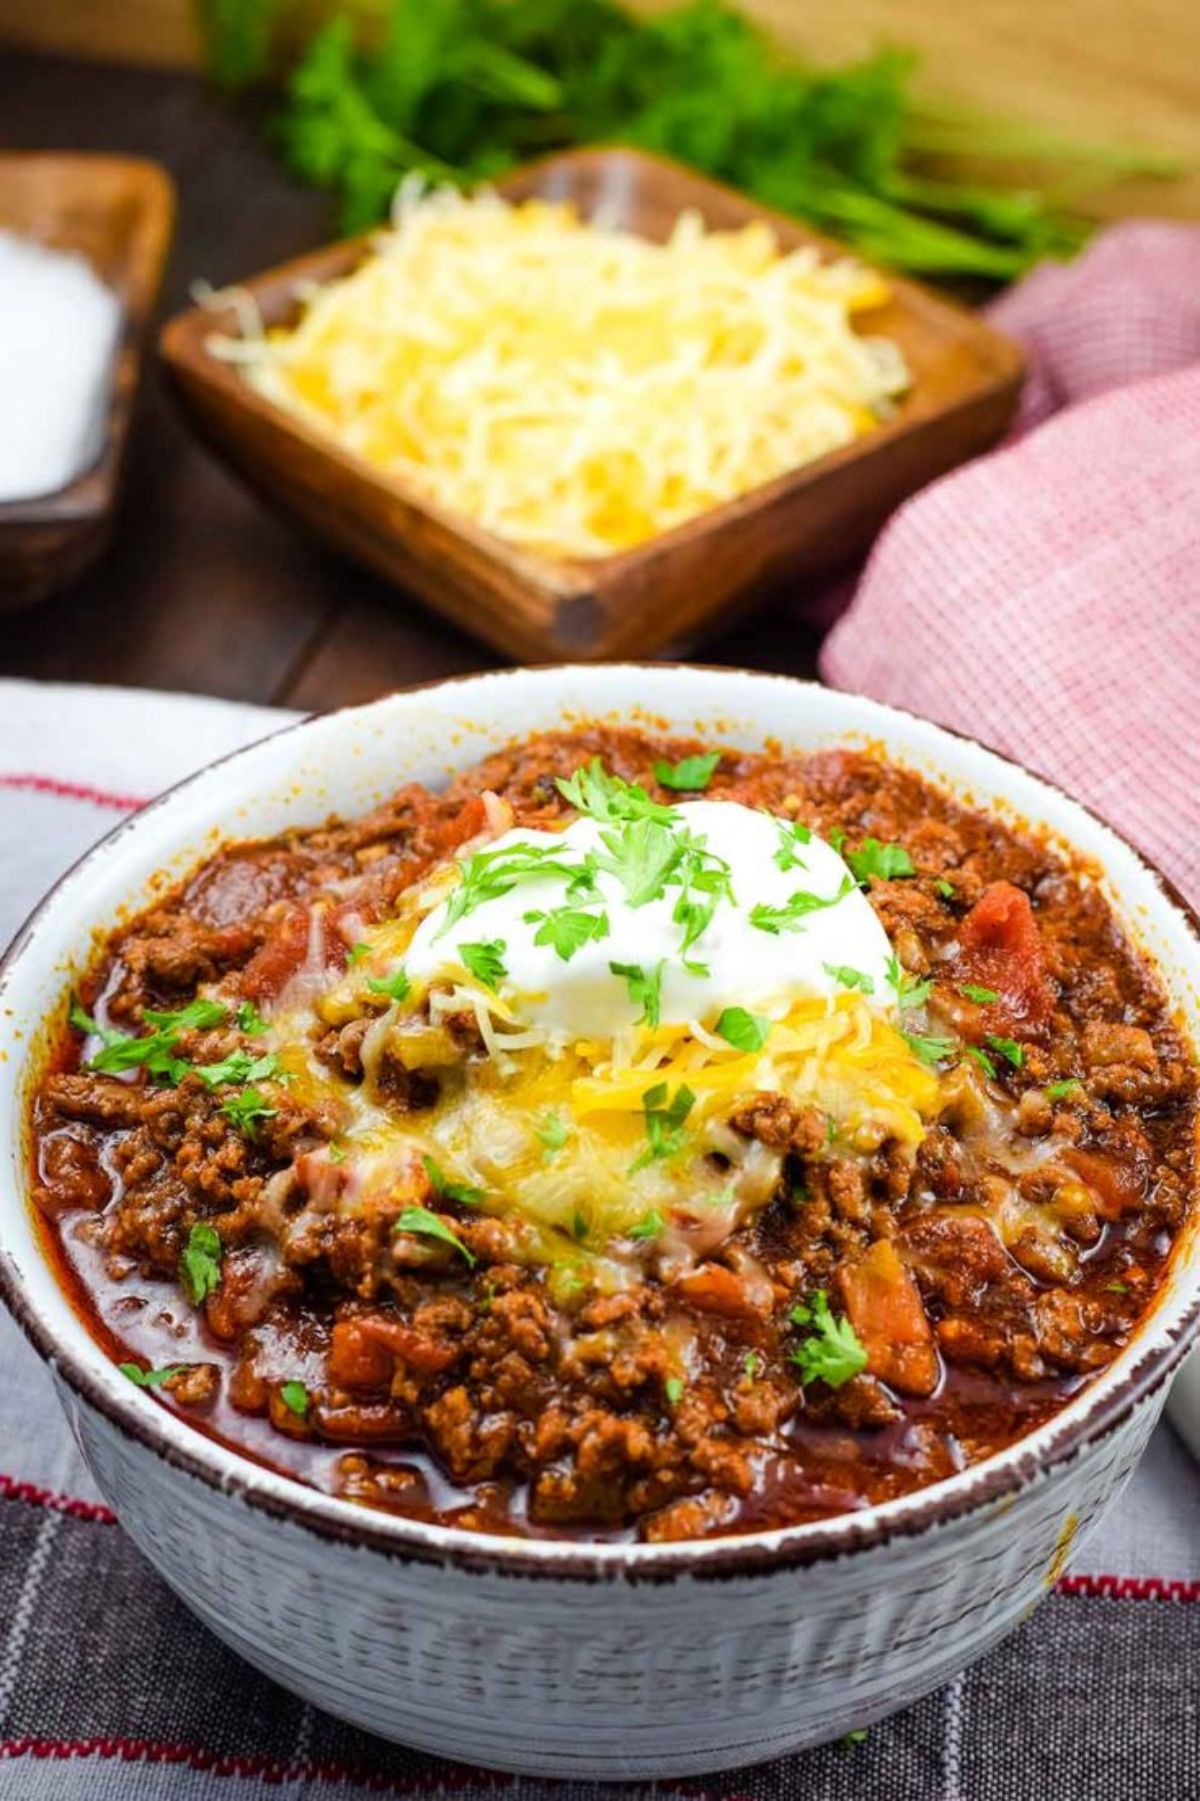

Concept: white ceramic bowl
[[2, 666, 1199, 1780]]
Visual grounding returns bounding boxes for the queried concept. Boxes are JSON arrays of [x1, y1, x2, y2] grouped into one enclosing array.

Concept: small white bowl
[[2, 666, 1198, 1779]]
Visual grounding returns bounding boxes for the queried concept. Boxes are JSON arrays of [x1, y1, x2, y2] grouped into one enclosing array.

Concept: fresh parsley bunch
[[201, 0, 1178, 281]]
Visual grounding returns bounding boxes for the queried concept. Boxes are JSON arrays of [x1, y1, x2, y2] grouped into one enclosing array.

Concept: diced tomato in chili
[[438, 796, 489, 856], [1065, 1148, 1147, 1220], [836, 1240, 940, 1398], [239, 904, 347, 1003], [955, 880, 1053, 1032], [237, 907, 315, 1002], [672, 1262, 762, 1321], [329, 1315, 459, 1391], [329, 1319, 396, 1390]]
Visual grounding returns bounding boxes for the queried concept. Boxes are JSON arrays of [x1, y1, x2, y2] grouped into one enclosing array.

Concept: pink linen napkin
[[821, 222, 1200, 904]]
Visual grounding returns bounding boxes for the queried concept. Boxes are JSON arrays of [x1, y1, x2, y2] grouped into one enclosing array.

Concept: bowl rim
[[2, 663, 1198, 1582]]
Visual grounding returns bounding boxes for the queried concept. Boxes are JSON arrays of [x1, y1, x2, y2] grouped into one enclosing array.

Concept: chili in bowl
[[1, 666, 1197, 1777]]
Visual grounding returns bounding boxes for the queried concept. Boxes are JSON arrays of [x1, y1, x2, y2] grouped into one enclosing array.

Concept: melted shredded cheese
[[571, 996, 937, 1152], [279, 956, 939, 1271], [227, 184, 910, 559]]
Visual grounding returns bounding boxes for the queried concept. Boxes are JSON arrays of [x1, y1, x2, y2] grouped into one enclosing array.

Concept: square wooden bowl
[[0, 154, 175, 611], [160, 147, 1023, 664]]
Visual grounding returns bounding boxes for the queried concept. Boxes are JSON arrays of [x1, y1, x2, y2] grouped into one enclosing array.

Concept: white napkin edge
[[0, 678, 300, 795]]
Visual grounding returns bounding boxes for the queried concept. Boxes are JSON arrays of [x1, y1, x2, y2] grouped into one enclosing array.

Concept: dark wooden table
[[0, 50, 824, 712]]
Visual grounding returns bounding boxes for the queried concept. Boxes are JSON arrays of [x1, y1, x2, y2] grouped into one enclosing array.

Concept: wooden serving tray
[[160, 147, 1022, 664]]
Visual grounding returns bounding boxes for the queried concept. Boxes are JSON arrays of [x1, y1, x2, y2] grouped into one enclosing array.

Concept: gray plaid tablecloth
[[1, 680, 1198, 1801]]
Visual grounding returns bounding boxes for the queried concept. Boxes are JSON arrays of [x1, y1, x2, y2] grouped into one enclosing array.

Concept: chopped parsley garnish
[[609, 959, 664, 1028], [935, 877, 956, 899], [441, 840, 580, 935], [628, 1208, 665, 1241], [842, 1729, 869, 1749], [279, 1380, 310, 1418], [395, 1205, 476, 1266], [902, 1031, 956, 1067], [986, 1033, 1024, 1069], [630, 1081, 696, 1174], [82, 996, 229, 1085], [220, 1086, 279, 1137], [597, 817, 685, 908], [193, 1050, 281, 1090], [654, 752, 721, 792], [823, 962, 875, 995], [788, 1291, 868, 1388], [1105, 1279, 1130, 1295], [671, 834, 735, 954], [422, 1154, 484, 1209], [773, 818, 813, 872], [556, 758, 677, 826], [885, 955, 933, 1010], [524, 904, 610, 962], [564, 850, 602, 902], [118, 1362, 184, 1389], [743, 1350, 761, 1381], [328, 1142, 346, 1164], [749, 875, 853, 935], [664, 1376, 685, 1406], [960, 983, 999, 1005], [1046, 1078, 1083, 1101], [965, 1044, 997, 1079], [141, 999, 230, 1034], [714, 1006, 770, 1053], [71, 997, 154, 1066], [179, 1221, 222, 1306], [459, 939, 507, 991], [366, 965, 411, 1003], [68, 994, 102, 1036], [845, 838, 915, 884], [570, 1209, 589, 1242], [235, 1000, 269, 1035], [536, 1111, 569, 1156], [347, 942, 372, 965]]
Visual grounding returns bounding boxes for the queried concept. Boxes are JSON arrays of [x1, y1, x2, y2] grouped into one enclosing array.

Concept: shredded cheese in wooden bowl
[[223, 183, 910, 560]]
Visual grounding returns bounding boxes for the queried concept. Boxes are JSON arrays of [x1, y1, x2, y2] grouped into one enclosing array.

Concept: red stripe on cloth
[[0, 1473, 116, 1525], [0, 1739, 502, 1792], [0, 772, 147, 813], [0, 1738, 740, 1797], [1057, 1572, 1200, 1603]]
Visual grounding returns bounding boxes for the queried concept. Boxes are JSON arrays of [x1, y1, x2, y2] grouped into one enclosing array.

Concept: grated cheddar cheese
[[224, 184, 910, 560]]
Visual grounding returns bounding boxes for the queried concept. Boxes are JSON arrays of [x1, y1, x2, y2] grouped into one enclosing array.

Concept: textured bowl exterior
[[3, 667, 1199, 1777], [62, 1377, 1161, 1778]]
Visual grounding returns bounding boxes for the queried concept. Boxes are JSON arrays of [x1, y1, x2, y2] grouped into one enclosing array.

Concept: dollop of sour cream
[[405, 799, 896, 1042]]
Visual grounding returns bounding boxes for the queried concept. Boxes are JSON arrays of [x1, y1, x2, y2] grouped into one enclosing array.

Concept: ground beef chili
[[30, 729, 1198, 1543]]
